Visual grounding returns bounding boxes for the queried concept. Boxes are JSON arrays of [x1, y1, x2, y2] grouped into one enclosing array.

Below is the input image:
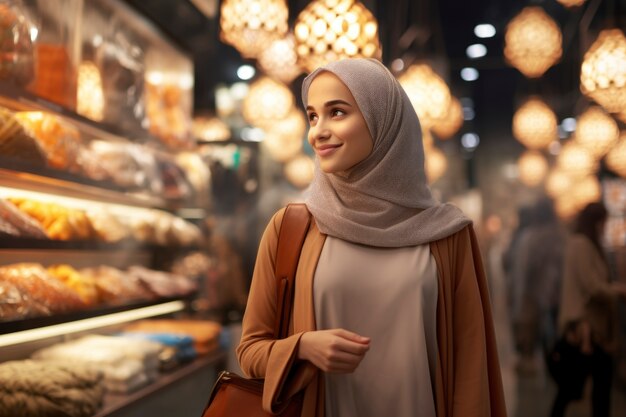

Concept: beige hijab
[[301, 58, 470, 247]]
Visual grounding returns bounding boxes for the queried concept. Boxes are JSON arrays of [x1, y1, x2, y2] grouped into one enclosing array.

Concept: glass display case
[[17, 0, 194, 147], [0, 2, 222, 415]]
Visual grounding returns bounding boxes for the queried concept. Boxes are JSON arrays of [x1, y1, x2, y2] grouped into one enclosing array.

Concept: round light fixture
[[556, 141, 597, 178], [432, 97, 463, 140], [294, 0, 381, 72], [512, 97, 558, 150], [574, 106, 619, 158], [220, 0, 289, 58], [242, 76, 294, 128], [424, 146, 447, 183], [284, 154, 315, 188], [258, 34, 302, 84], [504, 6, 562, 78], [398, 63, 451, 128], [517, 150, 548, 187], [580, 29, 626, 114]]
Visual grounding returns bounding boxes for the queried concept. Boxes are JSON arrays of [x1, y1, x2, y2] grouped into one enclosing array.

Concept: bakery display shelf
[[93, 349, 227, 417], [0, 81, 164, 148], [0, 155, 128, 193], [0, 162, 165, 209], [0, 297, 191, 336], [0, 235, 199, 252]]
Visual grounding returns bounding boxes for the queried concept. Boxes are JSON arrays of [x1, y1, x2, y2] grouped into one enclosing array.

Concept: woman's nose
[[311, 121, 331, 142]]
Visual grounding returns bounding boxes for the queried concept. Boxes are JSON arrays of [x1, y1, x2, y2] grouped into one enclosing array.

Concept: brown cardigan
[[237, 208, 507, 417]]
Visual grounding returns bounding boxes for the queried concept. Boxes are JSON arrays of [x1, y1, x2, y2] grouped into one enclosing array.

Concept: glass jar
[[0, 0, 35, 86], [22, 0, 81, 110]]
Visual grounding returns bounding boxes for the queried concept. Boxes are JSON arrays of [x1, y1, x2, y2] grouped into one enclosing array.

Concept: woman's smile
[[316, 143, 343, 157]]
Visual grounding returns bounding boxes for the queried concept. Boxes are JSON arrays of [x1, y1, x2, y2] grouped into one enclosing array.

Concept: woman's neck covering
[[302, 58, 471, 247]]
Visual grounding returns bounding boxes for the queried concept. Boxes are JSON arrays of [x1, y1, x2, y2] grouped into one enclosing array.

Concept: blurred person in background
[[502, 205, 534, 354], [512, 198, 567, 374], [551, 202, 626, 417]]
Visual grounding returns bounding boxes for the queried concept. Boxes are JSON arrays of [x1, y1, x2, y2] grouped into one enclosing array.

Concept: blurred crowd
[[497, 199, 626, 417]]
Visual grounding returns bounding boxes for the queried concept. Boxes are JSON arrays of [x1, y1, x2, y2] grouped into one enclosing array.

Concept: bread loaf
[[0, 107, 47, 165], [0, 263, 85, 314], [0, 199, 48, 239]]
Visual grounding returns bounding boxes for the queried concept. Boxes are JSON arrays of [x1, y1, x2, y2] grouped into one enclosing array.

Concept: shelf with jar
[[0, 2, 225, 415], [0, 0, 217, 353]]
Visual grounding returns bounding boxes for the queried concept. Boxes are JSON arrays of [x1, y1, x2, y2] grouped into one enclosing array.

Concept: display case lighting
[[0, 301, 185, 347], [0, 186, 154, 219]]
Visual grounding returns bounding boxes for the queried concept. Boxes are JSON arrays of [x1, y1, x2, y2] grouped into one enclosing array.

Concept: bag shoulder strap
[[273, 203, 311, 339]]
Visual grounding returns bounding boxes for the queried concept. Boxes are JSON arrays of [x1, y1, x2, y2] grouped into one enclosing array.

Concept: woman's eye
[[331, 109, 345, 117], [308, 113, 318, 122]]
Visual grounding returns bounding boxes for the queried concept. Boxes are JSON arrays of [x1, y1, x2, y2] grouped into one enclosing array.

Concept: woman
[[237, 58, 506, 417], [552, 202, 626, 417]]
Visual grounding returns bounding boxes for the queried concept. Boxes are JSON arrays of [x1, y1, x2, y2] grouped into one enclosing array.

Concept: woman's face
[[306, 72, 373, 174]]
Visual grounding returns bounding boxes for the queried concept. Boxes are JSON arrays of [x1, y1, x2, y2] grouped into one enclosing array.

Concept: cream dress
[[314, 236, 438, 417]]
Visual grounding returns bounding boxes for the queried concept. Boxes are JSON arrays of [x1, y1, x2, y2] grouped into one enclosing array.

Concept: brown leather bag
[[201, 204, 311, 417]]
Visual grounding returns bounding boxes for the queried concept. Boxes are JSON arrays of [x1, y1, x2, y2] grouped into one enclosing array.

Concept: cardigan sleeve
[[236, 208, 307, 413], [451, 226, 507, 417]]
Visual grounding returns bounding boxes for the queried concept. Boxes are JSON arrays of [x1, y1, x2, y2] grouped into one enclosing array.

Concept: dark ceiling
[[125, 0, 625, 144]]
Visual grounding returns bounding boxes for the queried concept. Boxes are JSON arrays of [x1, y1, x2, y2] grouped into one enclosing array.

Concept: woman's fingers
[[332, 328, 371, 345], [321, 350, 365, 373], [328, 334, 370, 356], [298, 328, 371, 373]]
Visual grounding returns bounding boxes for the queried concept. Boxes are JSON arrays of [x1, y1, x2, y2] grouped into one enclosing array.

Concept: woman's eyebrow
[[324, 99, 352, 107], [306, 99, 352, 111]]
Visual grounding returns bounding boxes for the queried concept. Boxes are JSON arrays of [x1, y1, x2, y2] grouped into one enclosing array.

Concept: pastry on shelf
[[127, 215, 156, 244], [127, 265, 197, 298], [169, 217, 202, 246], [8, 198, 95, 241], [130, 145, 163, 195], [75, 145, 110, 182], [171, 252, 212, 278], [47, 264, 99, 307], [0, 199, 48, 239], [0, 280, 43, 320], [88, 141, 146, 188], [145, 82, 193, 150], [85, 210, 131, 243], [156, 155, 192, 200], [0, 216, 20, 237], [0, 107, 47, 165], [79, 266, 152, 304], [14, 111, 82, 171], [175, 152, 210, 196], [65, 209, 96, 241], [0, 263, 85, 315]]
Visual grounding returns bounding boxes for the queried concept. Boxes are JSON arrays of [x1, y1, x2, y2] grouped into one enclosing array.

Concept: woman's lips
[[316, 144, 342, 157]]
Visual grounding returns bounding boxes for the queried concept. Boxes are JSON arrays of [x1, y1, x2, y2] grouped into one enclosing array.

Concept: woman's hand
[[297, 329, 370, 373]]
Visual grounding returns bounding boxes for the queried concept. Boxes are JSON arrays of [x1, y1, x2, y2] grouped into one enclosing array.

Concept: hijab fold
[[302, 58, 470, 248]]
